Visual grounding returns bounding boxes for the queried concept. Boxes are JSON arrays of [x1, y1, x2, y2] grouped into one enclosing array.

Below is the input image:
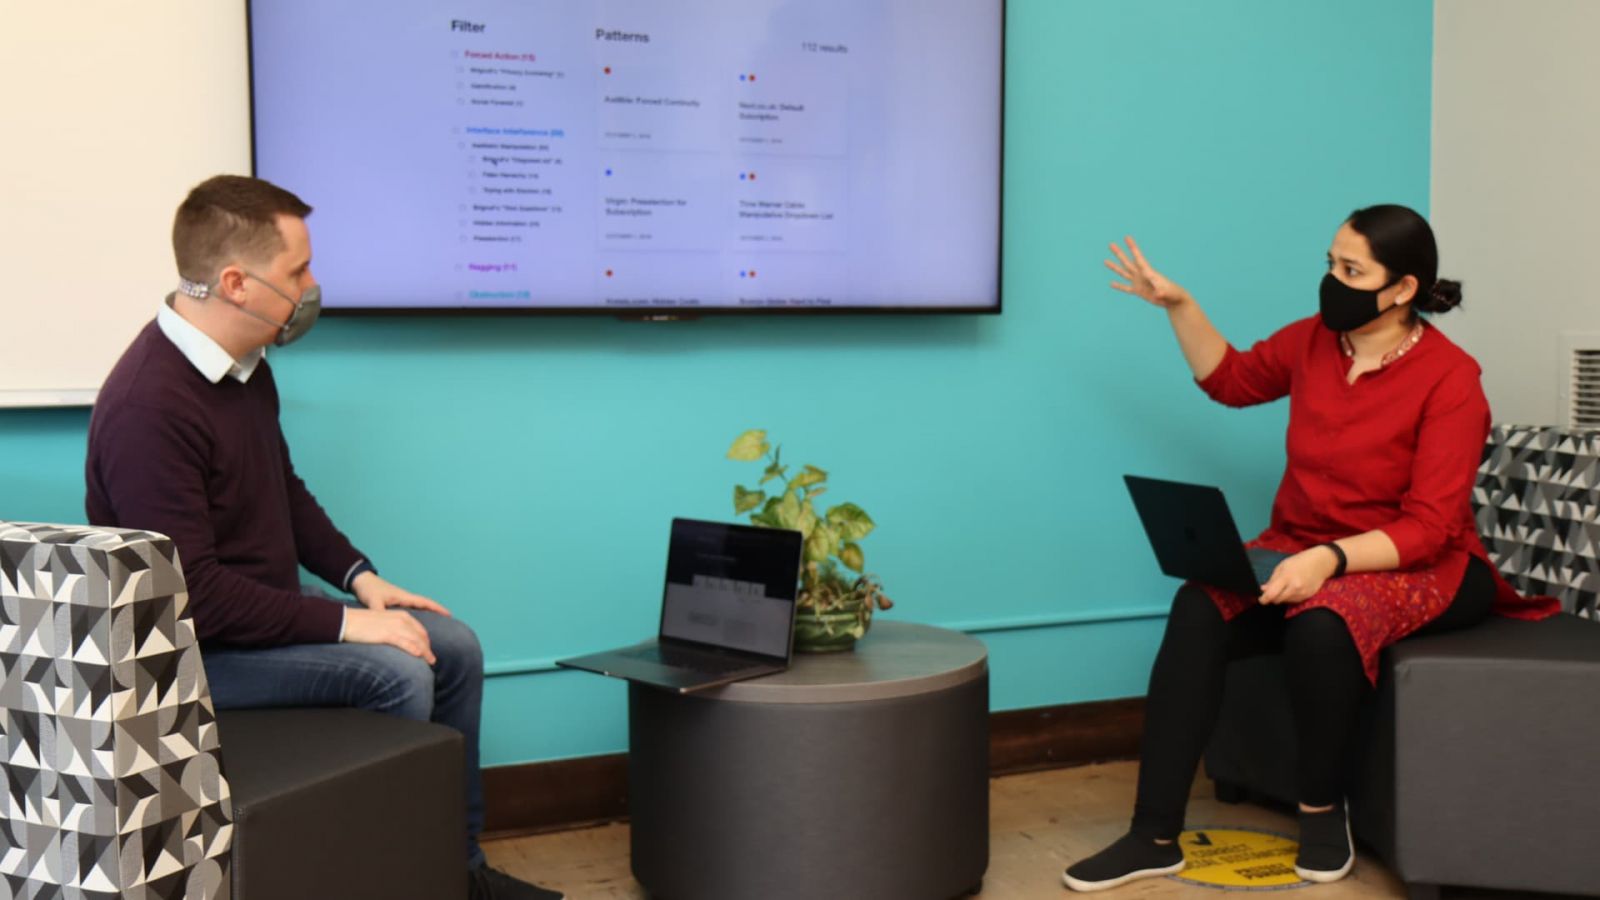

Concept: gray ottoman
[[218, 708, 466, 900], [1206, 613, 1600, 899]]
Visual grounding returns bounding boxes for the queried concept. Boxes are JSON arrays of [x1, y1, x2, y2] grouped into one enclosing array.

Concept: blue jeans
[[202, 606, 488, 867]]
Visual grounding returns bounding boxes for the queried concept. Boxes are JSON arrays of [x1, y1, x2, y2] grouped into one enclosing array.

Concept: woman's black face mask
[[1319, 271, 1402, 332]]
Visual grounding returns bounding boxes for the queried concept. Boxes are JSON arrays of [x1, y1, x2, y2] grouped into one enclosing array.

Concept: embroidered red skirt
[[1197, 526, 1559, 685], [1198, 546, 1452, 686]]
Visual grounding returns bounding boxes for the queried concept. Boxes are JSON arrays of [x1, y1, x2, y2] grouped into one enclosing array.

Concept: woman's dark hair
[[1345, 204, 1463, 316]]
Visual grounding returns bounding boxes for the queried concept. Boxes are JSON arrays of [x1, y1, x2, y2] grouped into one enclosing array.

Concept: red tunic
[[1195, 315, 1558, 683]]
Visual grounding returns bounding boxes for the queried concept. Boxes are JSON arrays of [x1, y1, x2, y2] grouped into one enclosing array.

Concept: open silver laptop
[[555, 518, 803, 693]]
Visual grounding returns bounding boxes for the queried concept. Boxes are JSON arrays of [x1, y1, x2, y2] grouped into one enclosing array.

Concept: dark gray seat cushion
[[1388, 614, 1600, 895], [1206, 614, 1600, 896], [217, 708, 466, 900]]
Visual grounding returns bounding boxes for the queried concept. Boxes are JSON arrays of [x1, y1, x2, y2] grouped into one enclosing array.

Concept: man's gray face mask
[[178, 272, 322, 347]]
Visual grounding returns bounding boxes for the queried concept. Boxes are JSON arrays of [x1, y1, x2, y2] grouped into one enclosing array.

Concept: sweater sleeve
[[1377, 364, 1491, 566], [1195, 318, 1311, 408], [88, 401, 346, 645]]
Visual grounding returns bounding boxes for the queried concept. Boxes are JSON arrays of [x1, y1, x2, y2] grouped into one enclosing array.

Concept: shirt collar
[[157, 294, 264, 384]]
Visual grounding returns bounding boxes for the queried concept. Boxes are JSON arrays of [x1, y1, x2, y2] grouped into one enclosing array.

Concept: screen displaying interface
[[248, 0, 1003, 313], [659, 520, 800, 658]]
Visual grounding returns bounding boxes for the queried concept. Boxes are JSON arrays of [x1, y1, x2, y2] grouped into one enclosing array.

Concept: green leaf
[[750, 496, 784, 528], [727, 429, 769, 461], [826, 503, 875, 542], [760, 462, 788, 485], [798, 499, 818, 540], [791, 464, 828, 489], [772, 489, 802, 529], [839, 542, 865, 572], [805, 522, 839, 563], [733, 485, 765, 515]]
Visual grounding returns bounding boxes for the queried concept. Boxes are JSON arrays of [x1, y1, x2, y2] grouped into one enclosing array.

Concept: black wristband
[[1318, 542, 1347, 578]]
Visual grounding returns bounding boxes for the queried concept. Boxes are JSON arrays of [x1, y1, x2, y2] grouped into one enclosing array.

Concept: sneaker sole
[[1062, 859, 1185, 893], [1294, 809, 1354, 883], [1295, 858, 1353, 884]]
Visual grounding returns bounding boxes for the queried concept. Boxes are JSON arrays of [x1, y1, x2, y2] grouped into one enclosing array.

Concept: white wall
[[0, 2, 251, 406], [1431, 0, 1600, 426]]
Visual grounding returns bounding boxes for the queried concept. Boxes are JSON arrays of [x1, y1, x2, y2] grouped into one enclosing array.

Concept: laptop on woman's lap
[[1123, 475, 1289, 596]]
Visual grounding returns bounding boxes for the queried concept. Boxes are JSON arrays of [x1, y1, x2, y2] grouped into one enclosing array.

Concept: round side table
[[628, 621, 989, 900]]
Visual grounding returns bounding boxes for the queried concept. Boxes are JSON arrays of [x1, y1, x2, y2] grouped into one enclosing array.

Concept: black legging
[[1129, 556, 1496, 840]]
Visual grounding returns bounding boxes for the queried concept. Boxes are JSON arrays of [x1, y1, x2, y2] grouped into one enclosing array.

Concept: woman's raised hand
[[1106, 237, 1190, 309]]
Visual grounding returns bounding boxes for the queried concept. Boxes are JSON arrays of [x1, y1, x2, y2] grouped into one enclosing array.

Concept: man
[[86, 174, 561, 900]]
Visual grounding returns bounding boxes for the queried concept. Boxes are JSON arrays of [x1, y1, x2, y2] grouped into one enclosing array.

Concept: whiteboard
[[0, 3, 252, 407]]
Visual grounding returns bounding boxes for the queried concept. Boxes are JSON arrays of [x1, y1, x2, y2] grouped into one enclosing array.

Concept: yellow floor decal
[[1169, 826, 1308, 890]]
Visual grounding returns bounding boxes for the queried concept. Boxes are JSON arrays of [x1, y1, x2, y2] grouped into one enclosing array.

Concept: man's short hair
[[172, 175, 312, 284]]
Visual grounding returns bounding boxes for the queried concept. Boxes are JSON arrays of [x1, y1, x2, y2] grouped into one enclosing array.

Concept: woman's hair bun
[[1420, 278, 1462, 314]]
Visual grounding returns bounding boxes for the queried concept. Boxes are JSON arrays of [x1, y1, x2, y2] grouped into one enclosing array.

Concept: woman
[[1063, 205, 1557, 892]]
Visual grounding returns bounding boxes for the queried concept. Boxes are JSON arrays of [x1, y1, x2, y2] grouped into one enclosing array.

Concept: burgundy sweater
[[86, 321, 358, 645]]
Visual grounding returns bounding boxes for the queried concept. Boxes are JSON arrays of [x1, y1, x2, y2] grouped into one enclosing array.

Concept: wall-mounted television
[[248, 0, 1004, 315]]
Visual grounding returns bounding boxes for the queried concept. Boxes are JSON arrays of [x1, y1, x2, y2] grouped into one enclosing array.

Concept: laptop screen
[[659, 519, 802, 659]]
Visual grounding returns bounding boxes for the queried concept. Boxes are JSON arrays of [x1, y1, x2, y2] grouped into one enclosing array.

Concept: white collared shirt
[[157, 294, 265, 384]]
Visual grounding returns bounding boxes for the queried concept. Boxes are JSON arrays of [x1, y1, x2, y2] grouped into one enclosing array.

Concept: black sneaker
[[1062, 832, 1185, 892], [467, 864, 565, 900], [1294, 802, 1354, 883]]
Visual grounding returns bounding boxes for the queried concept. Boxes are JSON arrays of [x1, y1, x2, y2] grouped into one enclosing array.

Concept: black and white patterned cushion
[[1474, 426, 1600, 619]]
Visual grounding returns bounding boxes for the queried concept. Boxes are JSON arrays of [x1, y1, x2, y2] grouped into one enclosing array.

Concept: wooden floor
[[485, 760, 1432, 899]]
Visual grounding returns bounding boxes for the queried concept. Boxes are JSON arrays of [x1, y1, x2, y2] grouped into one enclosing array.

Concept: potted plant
[[727, 429, 892, 652]]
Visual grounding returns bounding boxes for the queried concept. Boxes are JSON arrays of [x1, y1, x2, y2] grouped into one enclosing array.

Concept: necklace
[[1341, 322, 1424, 368]]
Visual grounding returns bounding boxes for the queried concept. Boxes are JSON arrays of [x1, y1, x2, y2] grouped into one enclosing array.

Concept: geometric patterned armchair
[[0, 522, 231, 900]]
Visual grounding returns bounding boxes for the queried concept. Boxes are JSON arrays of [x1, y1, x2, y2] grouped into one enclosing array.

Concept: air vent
[[1562, 333, 1600, 430], [1576, 349, 1600, 428]]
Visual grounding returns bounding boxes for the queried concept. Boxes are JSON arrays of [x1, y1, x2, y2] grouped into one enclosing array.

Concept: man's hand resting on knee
[[343, 607, 438, 663], [344, 572, 454, 664]]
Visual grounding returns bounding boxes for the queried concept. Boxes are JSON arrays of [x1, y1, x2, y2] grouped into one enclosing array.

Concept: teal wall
[[0, 0, 1432, 766]]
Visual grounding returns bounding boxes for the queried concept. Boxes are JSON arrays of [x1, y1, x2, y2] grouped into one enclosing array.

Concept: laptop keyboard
[[616, 644, 759, 676]]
